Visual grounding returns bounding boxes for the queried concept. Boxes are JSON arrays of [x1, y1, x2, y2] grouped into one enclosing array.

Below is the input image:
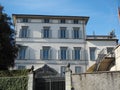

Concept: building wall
[[72, 71, 120, 90], [14, 16, 87, 74], [114, 45, 120, 70], [86, 40, 117, 68], [13, 14, 118, 74]]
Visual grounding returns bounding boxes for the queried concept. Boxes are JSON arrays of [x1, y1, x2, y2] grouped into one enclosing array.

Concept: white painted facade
[[12, 14, 118, 75], [110, 45, 120, 71]]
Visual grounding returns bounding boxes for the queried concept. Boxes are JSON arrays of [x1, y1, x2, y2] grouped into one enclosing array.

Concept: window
[[60, 47, 68, 60], [107, 47, 114, 54], [19, 26, 29, 38], [61, 66, 66, 77], [43, 27, 51, 38], [73, 19, 79, 24], [18, 46, 27, 59], [90, 47, 96, 61], [73, 27, 82, 39], [60, 19, 66, 23], [59, 27, 68, 38], [18, 66, 26, 70], [22, 18, 28, 22], [73, 47, 81, 60], [75, 66, 82, 74], [41, 46, 51, 60], [44, 19, 49, 23]]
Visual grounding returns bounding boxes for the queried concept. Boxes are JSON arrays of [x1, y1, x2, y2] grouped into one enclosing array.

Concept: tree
[[0, 5, 18, 70]]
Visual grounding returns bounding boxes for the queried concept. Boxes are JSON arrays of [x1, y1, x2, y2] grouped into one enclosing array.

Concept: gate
[[35, 77, 65, 90], [33, 64, 65, 90]]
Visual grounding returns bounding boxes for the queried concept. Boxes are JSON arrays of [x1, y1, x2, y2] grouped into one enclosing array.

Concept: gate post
[[28, 73, 34, 90], [65, 65, 72, 90]]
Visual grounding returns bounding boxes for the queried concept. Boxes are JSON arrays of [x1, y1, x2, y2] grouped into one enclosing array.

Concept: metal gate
[[34, 77, 65, 90], [33, 64, 65, 90]]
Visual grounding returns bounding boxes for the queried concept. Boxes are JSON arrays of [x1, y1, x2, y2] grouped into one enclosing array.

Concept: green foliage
[[0, 69, 30, 77], [0, 5, 18, 70], [0, 76, 28, 90], [0, 70, 29, 90]]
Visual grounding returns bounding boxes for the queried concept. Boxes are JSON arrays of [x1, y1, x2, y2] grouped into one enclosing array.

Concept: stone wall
[[115, 45, 120, 70], [71, 71, 120, 90]]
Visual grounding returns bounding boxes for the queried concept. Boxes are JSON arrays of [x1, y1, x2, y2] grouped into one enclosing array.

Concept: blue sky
[[0, 0, 120, 42]]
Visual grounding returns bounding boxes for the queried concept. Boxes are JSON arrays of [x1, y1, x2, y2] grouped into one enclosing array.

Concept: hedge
[[0, 76, 28, 90], [0, 70, 29, 90], [0, 69, 30, 77]]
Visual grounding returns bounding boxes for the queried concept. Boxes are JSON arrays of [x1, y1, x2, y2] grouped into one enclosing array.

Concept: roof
[[86, 35, 118, 41], [12, 14, 89, 24]]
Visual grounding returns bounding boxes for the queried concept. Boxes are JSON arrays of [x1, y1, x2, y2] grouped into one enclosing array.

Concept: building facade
[[12, 14, 118, 75]]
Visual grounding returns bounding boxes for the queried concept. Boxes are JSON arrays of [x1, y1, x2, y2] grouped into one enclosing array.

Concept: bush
[[0, 76, 28, 90], [0, 69, 30, 77], [0, 70, 29, 90]]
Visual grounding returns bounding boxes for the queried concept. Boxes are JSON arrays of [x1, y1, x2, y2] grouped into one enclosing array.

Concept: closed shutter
[[27, 29, 30, 38], [40, 50, 43, 60], [19, 29, 22, 37], [66, 30, 69, 38], [79, 30, 82, 39], [41, 29, 43, 38], [81, 48, 84, 60]]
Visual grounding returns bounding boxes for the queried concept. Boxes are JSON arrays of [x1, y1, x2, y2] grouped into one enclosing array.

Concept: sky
[[0, 0, 120, 42]]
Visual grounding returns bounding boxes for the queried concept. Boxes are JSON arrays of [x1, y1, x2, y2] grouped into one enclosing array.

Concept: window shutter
[[79, 30, 82, 39], [72, 50, 75, 60], [49, 29, 52, 38], [81, 48, 84, 60], [58, 30, 60, 38], [41, 29, 43, 38], [40, 50, 43, 60], [67, 49, 70, 60], [72, 30, 74, 39], [25, 47, 29, 59], [28, 19, 31, 23], [19, 29, 22, 37], [49, 48, 52, 60], [20, 19, 23, 22], [58, 50, 61, 60], [66, 30, 69, 38], [27, 29, 30, 38]]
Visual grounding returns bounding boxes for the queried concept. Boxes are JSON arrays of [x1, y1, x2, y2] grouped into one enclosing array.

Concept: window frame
[[59, 27, 67, 39], [43, 27, 51, 38], [20, 26, 29, 38], [107, 47, 114, 54], [60, 47, 68, 60], [22, 18, 28, 23], [44, 18, 50, 23], [73, 47, 81, 60], [75, 66, 82, 74], [73, 27, 82, 39], [18, 46, 27, 59], [61, 66, 66, 77], [42, 46, 51, 60], [73, 19, 79, 24], [89, 47, 96, 61], [60, 19, 66, 24]]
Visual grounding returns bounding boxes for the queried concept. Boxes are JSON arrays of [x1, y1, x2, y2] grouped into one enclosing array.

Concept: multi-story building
[[12, 14, 118, 75]]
